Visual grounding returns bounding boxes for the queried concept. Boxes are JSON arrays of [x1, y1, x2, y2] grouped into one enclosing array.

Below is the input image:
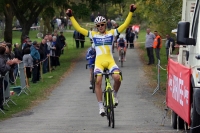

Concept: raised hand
[[130, 4, 137, 12], [66, 9, 73, 17]]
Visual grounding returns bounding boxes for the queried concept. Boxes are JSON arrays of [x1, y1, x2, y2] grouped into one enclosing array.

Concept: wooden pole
[[48, 56, 51, 73], [40, 62, 43, 82]]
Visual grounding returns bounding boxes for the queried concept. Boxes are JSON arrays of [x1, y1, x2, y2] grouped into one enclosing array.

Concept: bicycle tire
[[104, 90, 111, 127], [109, 89, 115, 128], [120, 50, 124, 67], [92, 72, 95, 93]]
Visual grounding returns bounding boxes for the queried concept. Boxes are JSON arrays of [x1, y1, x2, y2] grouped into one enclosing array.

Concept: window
[[191, 0, 199, 39]]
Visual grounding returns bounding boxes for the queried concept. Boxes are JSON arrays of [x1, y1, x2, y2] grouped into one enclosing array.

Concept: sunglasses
[[96, 23, 105, 27]]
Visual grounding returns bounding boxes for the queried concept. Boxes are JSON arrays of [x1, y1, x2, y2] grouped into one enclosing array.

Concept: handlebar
[[86, 64, 95, 69]]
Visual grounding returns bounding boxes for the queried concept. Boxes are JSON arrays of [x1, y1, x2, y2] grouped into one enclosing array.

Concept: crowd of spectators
[[0, 30, 67, 110]]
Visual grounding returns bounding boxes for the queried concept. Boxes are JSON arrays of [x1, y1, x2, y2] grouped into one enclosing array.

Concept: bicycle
[[86, 64, 95, 93], [119, 48, 125, 67], [97, 69, 122, 128]]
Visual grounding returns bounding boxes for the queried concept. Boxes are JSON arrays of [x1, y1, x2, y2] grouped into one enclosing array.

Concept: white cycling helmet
[[119, 34, 124, 39], [94, 16, 106, 24]]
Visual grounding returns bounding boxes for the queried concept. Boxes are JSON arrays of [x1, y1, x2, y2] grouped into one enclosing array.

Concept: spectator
[[23, 47, 33, 87], [56, 18, 61, 30], [51, 16, 57, 32], [21, 35, 30, 50], [68, 19, 72, 30], [0, 44, 20, 110], [73, 30, 80, 48], [50, 36, 60, 70], [145, 28, 155, 65], [58, 31, 67, 54], [90, 12, 95, 22], [153, 31, 162, 62], [5, 43, 15, 84], [30, 41, 40, 83], [22, 39, 32, 56], [41, 37, 50, 74], [129, 29, 135, 49], [13, 43, 22, 61], [60, 16, 65, 30], [107, 19, 112, 30], [97, 12, 101, 17], [165, 34, 175, 60], [125, 25, 132, 48], [53, 36, 61, 67], [13, 43, 22, 78], [79, 33, 85, 48]]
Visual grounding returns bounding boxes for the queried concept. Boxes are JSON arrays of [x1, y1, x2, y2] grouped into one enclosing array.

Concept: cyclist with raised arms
[[117, 34, 127, 61], [66, 4, 136, 116]]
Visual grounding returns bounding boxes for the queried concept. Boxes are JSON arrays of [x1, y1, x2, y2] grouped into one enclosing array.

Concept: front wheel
[[92, 72, 95, 93], [109, 90, 115, 128]]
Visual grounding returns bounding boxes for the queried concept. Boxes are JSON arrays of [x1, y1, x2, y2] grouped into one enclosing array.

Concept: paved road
[[0, 47, 183, 133]]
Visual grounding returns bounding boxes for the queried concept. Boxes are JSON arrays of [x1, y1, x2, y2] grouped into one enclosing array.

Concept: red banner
[[167, 59, 191, 125]]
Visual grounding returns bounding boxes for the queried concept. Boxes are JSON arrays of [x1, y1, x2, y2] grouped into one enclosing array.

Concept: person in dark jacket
[[13, 43, 22, 78], [129, 29, 135, 49], [22, 39, 32, 56], [79, 33, 85, 48], [165, 34, 175, 60], [0, 44, 20, 110], [58, 31, 66, 54], [53, 36, 61, 67], [40, 39, 49, 74], [73, 30, 80, 48], [30, 41, 40, 83], [13, 43, 22, 60], [5, 43, 16, 84]]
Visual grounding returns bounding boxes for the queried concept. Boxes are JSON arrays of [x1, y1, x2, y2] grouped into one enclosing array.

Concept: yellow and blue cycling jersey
[[69, 12, 133, 73]]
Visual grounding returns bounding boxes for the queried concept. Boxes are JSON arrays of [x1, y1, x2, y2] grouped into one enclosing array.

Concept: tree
[[8, 0, 67, 43], [135, 0, 182, 36]]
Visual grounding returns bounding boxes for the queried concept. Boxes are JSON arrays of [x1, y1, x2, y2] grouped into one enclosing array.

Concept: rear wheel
[[120, 50, 124, 67]]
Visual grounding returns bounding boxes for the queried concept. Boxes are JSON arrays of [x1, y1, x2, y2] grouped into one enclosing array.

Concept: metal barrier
[[4, 72, 17, 108], [152, 60, 167, 95], [0, 72, 17, 114]]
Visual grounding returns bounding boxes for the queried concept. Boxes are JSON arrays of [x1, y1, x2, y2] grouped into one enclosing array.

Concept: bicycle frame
[[104, 76, 114, 106], [103, 71, 122, 107]]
